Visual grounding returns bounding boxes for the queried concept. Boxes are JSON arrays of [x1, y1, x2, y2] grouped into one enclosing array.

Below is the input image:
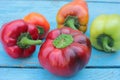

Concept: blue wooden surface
[[0, 68, 120, 80], [0, 0, 120, 80]]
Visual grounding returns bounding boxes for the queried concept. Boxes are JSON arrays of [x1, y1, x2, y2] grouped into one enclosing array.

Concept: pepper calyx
[[64, 16, 80, 30], [97, 34, 115, 52], [37, 26, 44, 35], [53, 34, 73, 48]]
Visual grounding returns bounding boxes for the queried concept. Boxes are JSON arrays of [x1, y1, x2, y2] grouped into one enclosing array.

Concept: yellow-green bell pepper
[[90, 14, 120, 52]]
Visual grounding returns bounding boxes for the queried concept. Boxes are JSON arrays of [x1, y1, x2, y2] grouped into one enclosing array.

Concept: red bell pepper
[[24, 12, 50, 39], [38, 27, 91, 76], [0, 20, 42, 58]]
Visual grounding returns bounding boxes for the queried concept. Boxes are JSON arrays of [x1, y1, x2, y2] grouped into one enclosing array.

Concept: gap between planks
[[0, 66, 120, 69]]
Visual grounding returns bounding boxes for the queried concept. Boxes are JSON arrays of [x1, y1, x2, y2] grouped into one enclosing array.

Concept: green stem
[[64, 16, 79, 30], [19, 37, 42, 46], [65, 19, 77, 30], [97, 34, 114, 52], [37, 26, 44, 34], [102, 37, 114, 52], [17, 33, 42, 49], [53, 34, 73, 48]]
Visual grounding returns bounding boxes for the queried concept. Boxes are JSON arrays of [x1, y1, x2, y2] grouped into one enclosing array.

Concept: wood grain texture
[[0, 68, 120, 80], [0, 1, 120, 67]]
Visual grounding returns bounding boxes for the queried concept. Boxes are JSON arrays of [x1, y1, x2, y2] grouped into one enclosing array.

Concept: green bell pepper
[[90, 14, 120, 52]]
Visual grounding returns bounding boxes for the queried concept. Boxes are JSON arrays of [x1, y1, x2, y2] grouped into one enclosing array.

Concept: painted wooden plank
[[0, 1, 120, 67], [0, 68, 119, 80], [87, 0, 120, 2], [2, 0, 120, 3]]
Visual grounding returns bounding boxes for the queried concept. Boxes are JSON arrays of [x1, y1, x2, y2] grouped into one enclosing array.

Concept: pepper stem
[[17, 33, 42, 49], [19, 37, 42, 45], [53, 34, 73, 48], [97, 34, 114, 52], [102, 37, 114, 52], [37, 26, 44, 34], [64, 16, 79, 30]]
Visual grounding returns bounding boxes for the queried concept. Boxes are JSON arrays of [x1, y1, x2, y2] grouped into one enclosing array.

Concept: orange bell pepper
[[24, 12, 50, 39], [56, 0, 89, 33]]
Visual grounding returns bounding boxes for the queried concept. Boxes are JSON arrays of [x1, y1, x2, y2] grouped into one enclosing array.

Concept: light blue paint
[[0, 68, 120, 80], [0, 0, 120, 80]]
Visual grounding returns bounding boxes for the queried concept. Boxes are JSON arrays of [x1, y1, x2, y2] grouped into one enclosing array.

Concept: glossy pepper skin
[[38, 27, 91, 76], [90, 14, 120, 52], [56, 0, 89, 33], [0, 20, 42, 58], [24, 12, 50, 39]]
